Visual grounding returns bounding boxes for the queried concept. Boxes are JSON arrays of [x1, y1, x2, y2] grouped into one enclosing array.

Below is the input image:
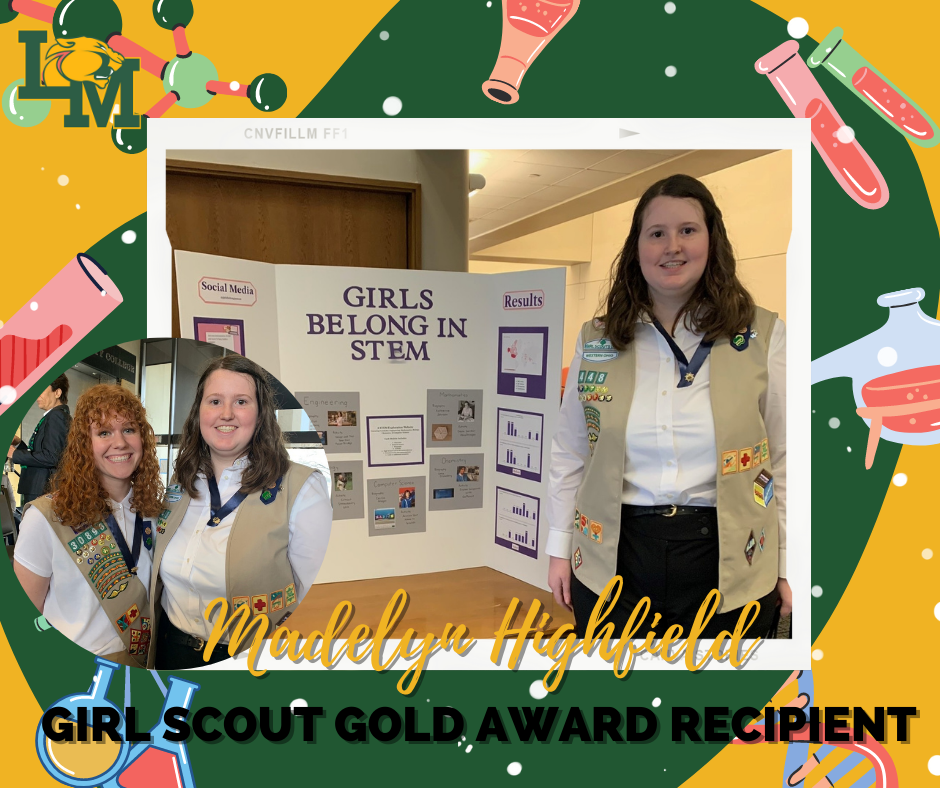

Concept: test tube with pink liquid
[[0, 254, 123, 415], [482, 0, 580, 105], [755, 40, 889, 210]]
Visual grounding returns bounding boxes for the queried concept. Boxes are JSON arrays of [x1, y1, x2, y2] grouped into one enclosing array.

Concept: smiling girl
[[14, 385, 163, 666], [148, 355, 332, 669]]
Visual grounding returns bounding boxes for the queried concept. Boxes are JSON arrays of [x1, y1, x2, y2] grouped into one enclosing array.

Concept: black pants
[[571, 506, 780, 639], [155, 609, 233, 670]]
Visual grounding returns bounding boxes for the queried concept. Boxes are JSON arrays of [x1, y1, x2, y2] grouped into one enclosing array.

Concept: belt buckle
[[192, 636, 205, 652], [663, 504, 678, 518]]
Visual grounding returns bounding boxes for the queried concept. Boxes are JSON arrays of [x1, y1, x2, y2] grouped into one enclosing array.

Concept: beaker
[[102, 676, 200, 788], [35, 656, 130, 787]]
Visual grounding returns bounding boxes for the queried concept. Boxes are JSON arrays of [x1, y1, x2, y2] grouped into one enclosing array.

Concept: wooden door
[[166, 161, 421, 336]]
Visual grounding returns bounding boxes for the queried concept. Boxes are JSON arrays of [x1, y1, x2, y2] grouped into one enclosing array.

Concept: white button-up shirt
[[15, 489, 154, 655], [159, 457, 332, 641], [547, 318, 787, 576]]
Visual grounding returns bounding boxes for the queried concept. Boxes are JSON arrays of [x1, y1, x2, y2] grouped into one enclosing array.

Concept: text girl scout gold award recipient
[[547, 174, 789, 638], [14, 386, 163, 667], [149, 355, 333, 670]]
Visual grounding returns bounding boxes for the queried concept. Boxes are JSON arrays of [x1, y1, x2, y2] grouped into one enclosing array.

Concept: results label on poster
[[367, 476, 427, 536], [429, 453, 484, 511], [295, 391, 361, 454], [496, 408, 544, 483], [367, 415, 425, 467], [495, 487, 540, 559], [328, 460, 364, 521], [426, 389, 483, 447]]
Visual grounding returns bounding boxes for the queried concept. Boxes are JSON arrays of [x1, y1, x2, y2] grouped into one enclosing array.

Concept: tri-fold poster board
[[176, 251, 566, 590]]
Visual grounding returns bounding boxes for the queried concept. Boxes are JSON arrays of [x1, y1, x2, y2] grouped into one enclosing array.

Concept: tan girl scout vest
[[28, 496, 153, 668], [571, 307, 780, 614], [147, 462, 317, 664]]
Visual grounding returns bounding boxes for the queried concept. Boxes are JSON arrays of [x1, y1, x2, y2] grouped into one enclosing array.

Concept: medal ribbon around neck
[[207, 475, 249, 527], [106, 509, 149, 574], [652, 319, 715, 388]]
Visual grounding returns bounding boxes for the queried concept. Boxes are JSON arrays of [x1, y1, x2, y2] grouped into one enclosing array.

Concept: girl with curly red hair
[[14, 384, 163, 667]]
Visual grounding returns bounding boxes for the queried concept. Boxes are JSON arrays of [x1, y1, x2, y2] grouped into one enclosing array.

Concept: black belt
[[162, 615, 227, 654], [621, 503, 716, 518]]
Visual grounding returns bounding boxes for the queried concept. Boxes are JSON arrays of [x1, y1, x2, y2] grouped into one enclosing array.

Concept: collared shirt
[[546, 318, 787, 577], [159, 457, 333, 641], [15, 489, 154, 655]]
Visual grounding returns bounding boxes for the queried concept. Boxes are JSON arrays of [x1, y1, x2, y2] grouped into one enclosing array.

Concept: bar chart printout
[[496, 408, 544, 483], [495, 487, 540, 559]]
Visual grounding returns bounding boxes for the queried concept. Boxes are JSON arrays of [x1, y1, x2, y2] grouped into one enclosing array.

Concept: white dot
[[828, 417, 840, 429], [812, 649, 824, 660], [893, 473, 908, 487], [41, 167, 44, 170], [836, 125, 856, 144], [122, 230, 137, 244], [812, 409, 816, 413], [487, 1, 492, 6], [264, 105, 269, 110], [290, 698, 307, 711], [507, 763, 522, 776], [665, 65, 677, 77], [811, 585, 823, 597], [787, 17, 809, 39], [923, 548, 933, 560], [664, 2, 676, 12], [100, 290, 107, 297], [128, 146, 132, 150], [935, 602, 940, 622], [229, 81, 240, 91], [19, 115, 23, 120], [878, 346, 898, 367], [75, 204, 80, 209], [29, 301, 38, 311], [847, 446, 852, 452], [57, 174, 69, 186], [0, 385, 17, 405], [465, 744, 473, 753], [652, 697, 662, 707], [380, 31, 389, 40], [529, 680, 548, 700], [929, 755, 940, 776], [383, 96, 402, 116]]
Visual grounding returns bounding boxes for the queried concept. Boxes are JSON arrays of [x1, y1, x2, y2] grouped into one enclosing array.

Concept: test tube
[[482, 0, 581, 105], [808, 28, 938, 148], [755, 40, 889, 210], [0, 253, 123, 415]]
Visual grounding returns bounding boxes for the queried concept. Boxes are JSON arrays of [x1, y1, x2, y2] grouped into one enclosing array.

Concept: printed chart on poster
[[496, 407, 544, 482], [495, 487, 540, 559]]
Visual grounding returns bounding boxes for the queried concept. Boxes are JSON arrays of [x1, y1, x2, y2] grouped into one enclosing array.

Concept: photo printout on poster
[[497, 327, 549, 399], [429, 453, 484, 511], [368, 476, 427, 536], [496, 408, 544, 483], [426, 389, 483, 448], [328, 460, 364, 521], [294, 391, 361, 453], [367, 415, 425, 467], [495, 487, 540, 559], [193, 317, 245, 354]]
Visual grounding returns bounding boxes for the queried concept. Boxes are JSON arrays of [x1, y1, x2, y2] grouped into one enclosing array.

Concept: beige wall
[[471, 151, 791, 366], [168, 150, 470, 273]]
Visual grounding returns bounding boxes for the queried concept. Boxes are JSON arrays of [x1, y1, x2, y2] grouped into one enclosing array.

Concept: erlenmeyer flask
[[104, 676, 200, 788], [812, 287, 940, 467], [36, 657, 130, 787]]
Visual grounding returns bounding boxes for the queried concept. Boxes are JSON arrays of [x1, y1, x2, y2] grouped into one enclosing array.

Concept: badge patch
[[115, 615, 129, 631], [721, 450, 739, 475], [759, 528, 766, 552], [744, 531, 757, 565], [125, 604, 140, 624], [130, 629, 141, 642], [585, 371, 597, 384], [285, 583, 296, 606], [141, 616, 151, 630], [579, 514, 589, 535], [583, 338, 618, 363], [739, 447, 753, 472], [760, 438, 769, 463], [753, 470, 774, 507], [251, 594, 268, 614], [573, 547, 583, 570], [583, 405, 601, 456], [271, 590, 284, 611], [577, 370, 586, 383], [233, 596, 250, 611], [752, 444, 762, 467], [732, 327, 751, 351], [596, 372, 608, 384], [589, 520, 604, 544]]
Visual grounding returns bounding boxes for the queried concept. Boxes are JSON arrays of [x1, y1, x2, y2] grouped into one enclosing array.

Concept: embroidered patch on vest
[[583, 338, 618, 363], [754, 470, 774, 507], [285, 583, 296, 606], [115, 614, 129, 631], [585, 371, 597, 383], [578, 370, 586, 383], [88, 553, 131, 599], [589, 520, 604, 544], [721, 450, 739, 475], [166, 483, 182, 503], [67, 522, 107, 553], [732, 327, 751, 351], [752, 443, 762, 467], [125, 604, 141, 625], [233, 596, 250, 611], [739, 447, 754, 471], [271, 590, 284, 611], [156, 508, 171, 534], [579, 513, 589, 535], [583, 405, 601, 456], [596, 372, 608, 384], [759, 528, 766, 552], [141, 616, 151, 630], [573, 547, 583, 570], [760, 438, 769, 463], [744, 531, 757, 565], [251, 594, 269, 614], [261, 477, 283, 505]]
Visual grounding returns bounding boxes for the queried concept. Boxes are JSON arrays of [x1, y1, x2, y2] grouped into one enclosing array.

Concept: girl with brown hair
[[546, 174, 789, 639], [14, 384, 163, 666], [149, 354, 332, 669]]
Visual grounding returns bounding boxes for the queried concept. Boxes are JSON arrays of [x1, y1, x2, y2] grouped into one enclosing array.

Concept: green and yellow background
[[1, 0, 938, 784]]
